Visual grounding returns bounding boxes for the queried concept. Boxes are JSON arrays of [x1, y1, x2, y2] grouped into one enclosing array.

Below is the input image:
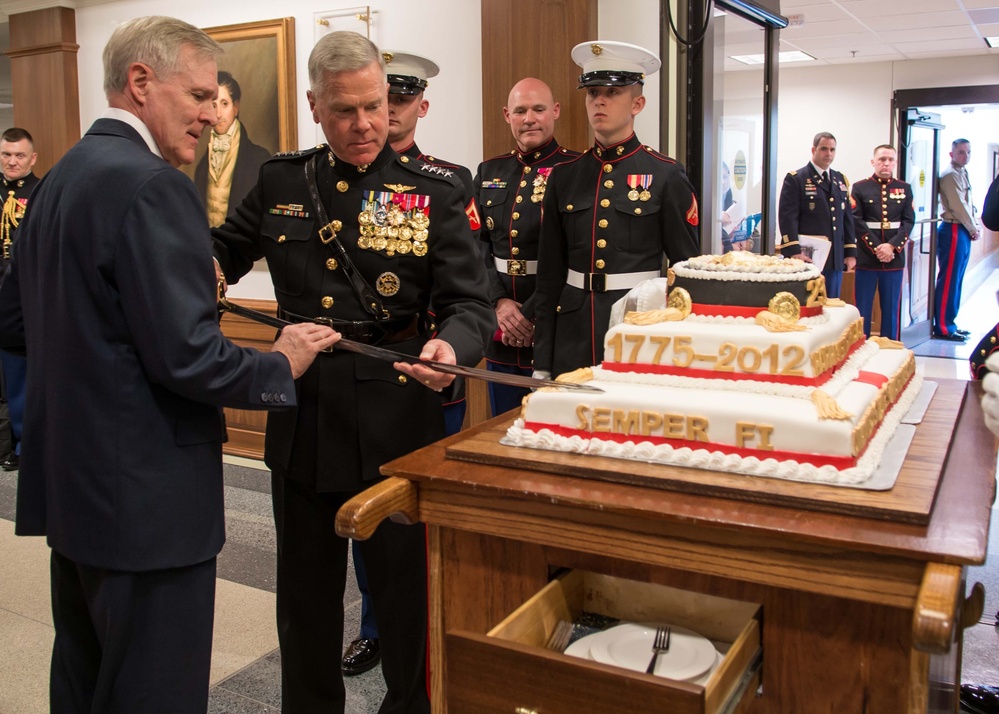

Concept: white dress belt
[[865, 221, 901, 229], [493, 256, 538, 276], [566, 268, 660, 293]]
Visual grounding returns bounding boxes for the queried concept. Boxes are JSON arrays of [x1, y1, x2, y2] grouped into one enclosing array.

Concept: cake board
[[445, 379, 967, 525]]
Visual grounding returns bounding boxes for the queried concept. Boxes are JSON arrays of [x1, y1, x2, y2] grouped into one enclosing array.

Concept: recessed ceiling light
[[986, 36, 999, 48], [730, 50, 815, 65]]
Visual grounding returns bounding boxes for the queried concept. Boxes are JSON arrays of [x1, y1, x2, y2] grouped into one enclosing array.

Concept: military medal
[[358, 190, 431, 258], [627, 174, 653, 202], [531, 167, 553, 205]]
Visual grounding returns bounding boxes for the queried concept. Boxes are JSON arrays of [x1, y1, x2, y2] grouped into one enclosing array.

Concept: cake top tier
[[675, 253, 821, 281]]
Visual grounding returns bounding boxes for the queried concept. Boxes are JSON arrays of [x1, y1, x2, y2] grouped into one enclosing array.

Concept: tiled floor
[[2, 271, 999, 713]]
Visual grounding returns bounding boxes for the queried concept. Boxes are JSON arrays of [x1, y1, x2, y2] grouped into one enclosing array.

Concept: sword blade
[[218, 299, 604, 393]]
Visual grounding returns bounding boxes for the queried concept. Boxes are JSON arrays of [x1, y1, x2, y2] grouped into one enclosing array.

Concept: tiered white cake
[[506, 253, 921, 484]]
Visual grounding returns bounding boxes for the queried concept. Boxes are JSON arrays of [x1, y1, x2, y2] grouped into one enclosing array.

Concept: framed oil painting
[[182, 17, 297, 226]]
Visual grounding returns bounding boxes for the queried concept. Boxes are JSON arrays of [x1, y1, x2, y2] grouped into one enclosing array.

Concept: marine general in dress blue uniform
[[850, 144, 914, 341], [778, 131, 856, 298], [475, 78, 579, 415], [212, 32, 492, 714], [534, 41, 700, 380]]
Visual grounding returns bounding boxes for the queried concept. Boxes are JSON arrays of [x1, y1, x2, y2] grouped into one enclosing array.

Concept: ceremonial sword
[[216, 290, 604, 394]]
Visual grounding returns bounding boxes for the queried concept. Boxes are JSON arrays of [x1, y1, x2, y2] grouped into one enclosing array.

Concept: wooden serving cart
[[337, 379, 996, 713]]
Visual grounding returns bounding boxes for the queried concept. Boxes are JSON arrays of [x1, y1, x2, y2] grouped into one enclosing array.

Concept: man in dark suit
[[212, 30, 492, 714], [533, 41, 700, 380], [778, 131, 857, 298], [0, 16, 337, 713], [194, 71, 271, 227]]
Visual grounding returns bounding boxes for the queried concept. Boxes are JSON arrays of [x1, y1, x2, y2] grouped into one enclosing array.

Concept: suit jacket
[[778, 164, 856, 270], [475, 137, 579, 368], [0, 118, 297, 571], [982, 174, 999, 232], [194, 122, 271, 222], [533, 134, 700, 377], [850, 175, 915, 271], [212, 143, 493, 492]]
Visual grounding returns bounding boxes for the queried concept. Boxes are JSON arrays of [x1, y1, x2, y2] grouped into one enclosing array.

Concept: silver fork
[[645, 626, 671, 674]]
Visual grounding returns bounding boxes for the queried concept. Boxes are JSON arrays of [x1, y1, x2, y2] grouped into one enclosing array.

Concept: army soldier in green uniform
[[212, 31, 493, 714], [476, 78, 578, 415], [533, 41, 700, 379]]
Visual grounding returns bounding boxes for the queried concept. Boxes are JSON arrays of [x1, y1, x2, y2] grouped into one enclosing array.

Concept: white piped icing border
[[674, 257, 822, 282], [503, 373, 924, 485], [681, 312, 830, 326]]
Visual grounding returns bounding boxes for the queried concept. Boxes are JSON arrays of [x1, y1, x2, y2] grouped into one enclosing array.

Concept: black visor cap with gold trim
[[387, 74, 428, 95], [577, 70, 645, 89]]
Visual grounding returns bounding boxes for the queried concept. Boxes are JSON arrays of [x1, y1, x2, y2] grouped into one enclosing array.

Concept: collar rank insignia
[[384, 184, 416, 193], [420, 162, 454, 178]]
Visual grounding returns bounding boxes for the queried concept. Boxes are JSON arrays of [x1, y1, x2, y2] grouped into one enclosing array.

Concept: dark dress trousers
[[194, 122, 271, 223], [0, 118, 297, 713], [778, 164, 857, 298], [212, 142, 492, 714], [533, 134, 700, 378], [850, 175, 915, 340], [475, 137, 579, 414]]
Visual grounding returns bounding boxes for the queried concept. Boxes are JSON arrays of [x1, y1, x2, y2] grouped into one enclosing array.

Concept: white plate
[[589, 623, 717, 681], [562, 628, 619, 660]]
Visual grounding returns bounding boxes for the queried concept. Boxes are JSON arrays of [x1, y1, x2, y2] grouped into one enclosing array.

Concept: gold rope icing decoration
[[755, 310, 807, 332], [823, 297, 847, 307], [871, 336, 904, 350], [624, 308, 685, 325], [555, 367, 594, 384], [811, 389, 853, 420]]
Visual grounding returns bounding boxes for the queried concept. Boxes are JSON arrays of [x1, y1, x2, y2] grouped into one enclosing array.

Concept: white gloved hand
[[981, 353, 999, 437]]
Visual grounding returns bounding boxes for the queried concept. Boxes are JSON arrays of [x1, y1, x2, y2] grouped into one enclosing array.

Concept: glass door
[[899, 111, 943, 345]]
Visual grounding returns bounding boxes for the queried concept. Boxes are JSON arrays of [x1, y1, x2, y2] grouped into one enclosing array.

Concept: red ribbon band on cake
[[854, 370, 889, 389], [601, 337, 865, 387], [690, 302, 825, 319]]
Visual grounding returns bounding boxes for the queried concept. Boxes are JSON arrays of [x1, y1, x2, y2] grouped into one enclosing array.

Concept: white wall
[[599, 0, 662, 149], [75, 1, 483, 172], [776, 55, 999, 187]]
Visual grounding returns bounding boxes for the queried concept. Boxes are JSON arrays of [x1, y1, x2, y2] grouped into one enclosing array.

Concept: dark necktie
[[821, 170, 829, 184]]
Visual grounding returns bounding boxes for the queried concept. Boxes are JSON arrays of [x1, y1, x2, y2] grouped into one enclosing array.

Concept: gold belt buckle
[[507, 259, 527, 276], [313, 316, 336, 352], [881, 220, 891, 230]]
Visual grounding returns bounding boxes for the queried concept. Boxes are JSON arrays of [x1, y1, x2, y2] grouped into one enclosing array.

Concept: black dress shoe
[[1, 454, 19, 471], [341, 638, 380, 676], [956, 329, 971, 336], [933, 331, 968, 342], [960, 683, 999, 714]]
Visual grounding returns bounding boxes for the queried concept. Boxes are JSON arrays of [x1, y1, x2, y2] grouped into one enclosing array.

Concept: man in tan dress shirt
[[934, 138, 979, 341]]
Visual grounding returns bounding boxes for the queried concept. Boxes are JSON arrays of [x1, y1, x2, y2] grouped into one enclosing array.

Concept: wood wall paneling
[[480, 0, 597, 160], [7, 7, 81, 174]]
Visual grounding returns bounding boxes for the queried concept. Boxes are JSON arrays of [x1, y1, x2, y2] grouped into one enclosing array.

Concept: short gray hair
[[308, 31, 385, 98], [103, 16, 223, 97]]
